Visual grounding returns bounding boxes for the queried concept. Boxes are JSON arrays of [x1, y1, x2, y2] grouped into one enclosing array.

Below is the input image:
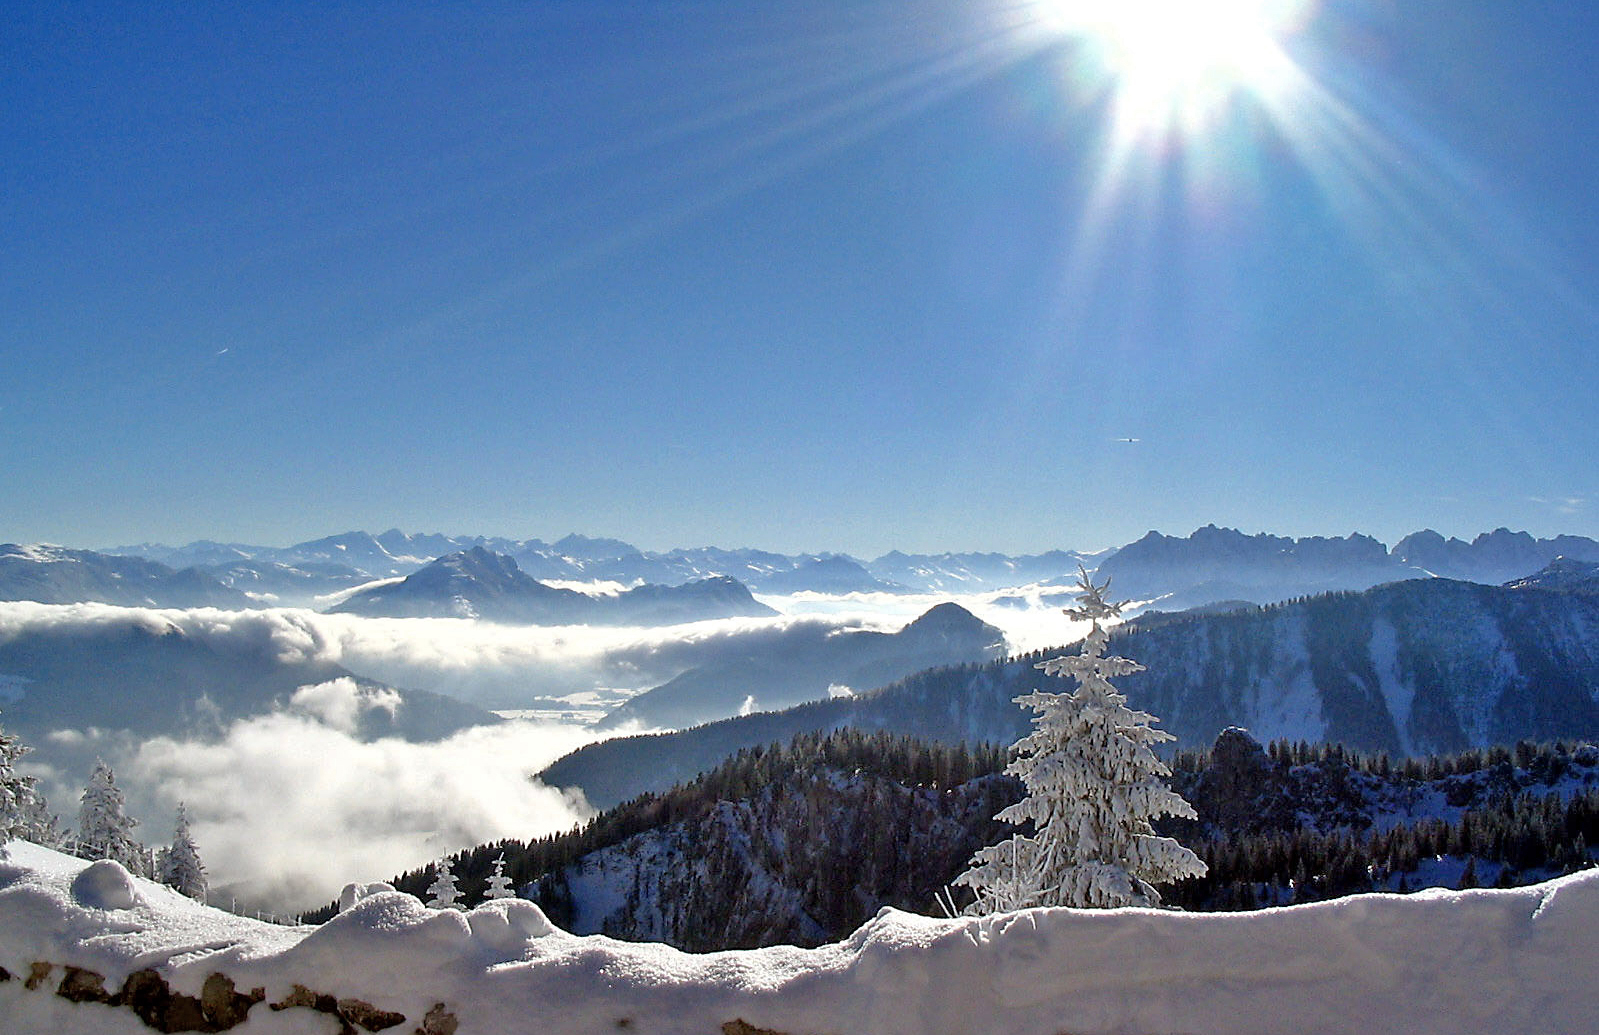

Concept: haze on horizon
[[4, 1, 1597, 558]]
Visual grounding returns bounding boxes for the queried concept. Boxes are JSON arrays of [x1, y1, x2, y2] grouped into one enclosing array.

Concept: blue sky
[[4, 0, 1597, 557]]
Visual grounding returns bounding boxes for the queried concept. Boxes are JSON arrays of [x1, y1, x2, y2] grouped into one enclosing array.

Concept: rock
[[56, 965, 112, 1004], [1188, 727, 1291, 835], [17, 960, 407, 1035], [339, 997, 407, 1032], [272, 983, 341, 1016], [722, 1021, 789, 1035], [201, 972, 263, 1028], [415, 1003, 459, 1035], [24, 962, 53, 990], [115, 968, 208, 1032], [272, 983, 411, 1034]]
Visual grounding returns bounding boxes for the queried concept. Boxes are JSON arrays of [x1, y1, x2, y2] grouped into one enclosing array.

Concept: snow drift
[[1, 841, 1594, 1035]]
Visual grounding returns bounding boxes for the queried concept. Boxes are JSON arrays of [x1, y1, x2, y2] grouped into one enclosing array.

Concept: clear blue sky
[[4, 0, 1597, 557]]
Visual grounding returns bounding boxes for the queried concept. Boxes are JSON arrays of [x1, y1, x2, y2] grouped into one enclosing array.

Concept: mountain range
[[540, 574, 1599, 808], [328, 546, 778, 625], [0, 544, 252, 609], [106, 530, 1110, 598], [0, 525, 1560, 612], [593, 601, 1006, 730], [1093, 525, 1599, 610]]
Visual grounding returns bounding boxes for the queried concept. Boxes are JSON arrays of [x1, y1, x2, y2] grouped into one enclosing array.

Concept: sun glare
[[1036, 0, 1314, 135]]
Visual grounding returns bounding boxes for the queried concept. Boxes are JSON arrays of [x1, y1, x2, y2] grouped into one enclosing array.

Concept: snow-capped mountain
[[1504, 555, 1599, 594], [1095, 525, 1599, 611], [1393, 527, 1599, 584], [329, 547, 778, 624], [89, 524, 1599, 614], [542, 577, 1599, 808], [594, 602, 1006, 731], [189, 558, 373, 605], [865, 549, 1108, 592], [102, 530, 1108, 597], [1093, 525, 1422, 609], [0, 545, 251, 609], [749, 556, 904, 594]]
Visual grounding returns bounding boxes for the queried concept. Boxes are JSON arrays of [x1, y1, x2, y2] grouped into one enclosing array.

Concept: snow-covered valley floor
[[1, 840, 1593, 1035]]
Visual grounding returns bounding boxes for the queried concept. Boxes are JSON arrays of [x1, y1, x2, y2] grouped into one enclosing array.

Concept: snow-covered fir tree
[[956, 568, 1206, 912], [484, 853, 516, 901], [77, 758, 150, 877], [426, 856, 464, 910], [159, 802, 208, 901], [1, 717, 58, 851]]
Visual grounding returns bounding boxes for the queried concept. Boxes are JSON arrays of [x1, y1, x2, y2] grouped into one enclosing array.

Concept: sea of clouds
[[3, 588, 1085, 913]]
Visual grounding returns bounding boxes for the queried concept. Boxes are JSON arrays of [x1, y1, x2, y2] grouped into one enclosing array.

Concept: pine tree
[[484, 853, 516, 901], [160, 803, 208, 901], [0, 715, 57, 851], [77, 759, 149, 877], [955, 568, 1206, 911], [426, 856, 464, 910]]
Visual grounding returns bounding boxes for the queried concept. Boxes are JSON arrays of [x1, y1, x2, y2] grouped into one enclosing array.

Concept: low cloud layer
[[0, 590, 1086, 913], [0, 601, 910, 708], [122, 713, 597, 914], [0, 589, 1082, 710], [287, 677, 401, 734], [759, 586, 1092, 656]]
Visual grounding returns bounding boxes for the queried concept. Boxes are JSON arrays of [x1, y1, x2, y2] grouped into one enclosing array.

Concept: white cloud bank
[[125, 712, 598, 915], [287, 677, 400, 733], [0, 588, 1083, 711], [0, 589, 1087, 914]]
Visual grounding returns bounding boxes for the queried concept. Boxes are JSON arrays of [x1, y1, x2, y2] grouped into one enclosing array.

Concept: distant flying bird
[[215, 348, 230, 356]]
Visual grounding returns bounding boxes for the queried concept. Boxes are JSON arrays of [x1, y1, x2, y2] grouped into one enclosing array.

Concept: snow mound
[[467, 897, 555, 950], [1, 841, 1596, 1035], [336, 880, 396, 913], [70, 860, 138, 910]]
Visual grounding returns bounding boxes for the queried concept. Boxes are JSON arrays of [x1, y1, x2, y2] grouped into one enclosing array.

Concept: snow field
[[2, 841, 1596, 1035]]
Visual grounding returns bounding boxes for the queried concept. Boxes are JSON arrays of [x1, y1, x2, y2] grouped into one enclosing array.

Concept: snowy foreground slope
[[2, 843, 1595, 1035]]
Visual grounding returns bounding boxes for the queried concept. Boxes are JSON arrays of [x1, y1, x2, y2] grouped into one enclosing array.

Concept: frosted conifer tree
[[77, 759, 150, 877], [0, 715, 56, 851], [160, 803, 208, 901], [484, 853, 516, 901], [955, 568, 1206, 912], [426, 856, 464, 910]]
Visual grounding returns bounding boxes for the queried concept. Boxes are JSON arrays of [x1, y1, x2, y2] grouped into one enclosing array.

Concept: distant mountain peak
[[903, 601, 984, 631], [897, 602, 1005, 654], [1506, 556, 1599, 594], [552, 533, 640, 560]]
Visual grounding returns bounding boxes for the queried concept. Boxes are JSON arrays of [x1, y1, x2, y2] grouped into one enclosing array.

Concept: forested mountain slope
[[386, 729, 1599, 951], [542, 579, 1599, 808]]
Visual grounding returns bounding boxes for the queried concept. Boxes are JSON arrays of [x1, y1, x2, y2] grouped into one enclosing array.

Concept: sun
[[1035, 0, 1314, 136]]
